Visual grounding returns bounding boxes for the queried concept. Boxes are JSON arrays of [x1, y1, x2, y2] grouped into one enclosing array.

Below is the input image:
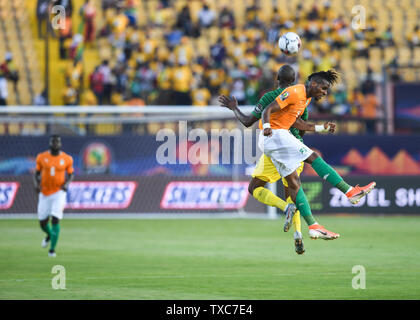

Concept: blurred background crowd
[[1, 0, 420, 134]]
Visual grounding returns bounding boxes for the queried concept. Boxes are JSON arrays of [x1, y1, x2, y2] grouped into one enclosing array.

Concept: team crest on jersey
[[280, 91, 289, 101], [60, 159, 64, 166]]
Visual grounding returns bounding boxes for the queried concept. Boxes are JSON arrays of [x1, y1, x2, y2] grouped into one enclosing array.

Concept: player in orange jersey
[[262, 70, 376, 240], [34, 135, 74, 257]]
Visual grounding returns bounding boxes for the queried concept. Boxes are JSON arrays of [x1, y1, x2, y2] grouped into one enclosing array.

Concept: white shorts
[[263, 129, 313, 177], [37, 190, 67, 220]]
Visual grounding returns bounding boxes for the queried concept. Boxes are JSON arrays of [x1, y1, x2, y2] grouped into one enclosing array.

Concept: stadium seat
[[384, 47, 397, 64], [398, 47, 413, 65], [413, 47, 420, 64]]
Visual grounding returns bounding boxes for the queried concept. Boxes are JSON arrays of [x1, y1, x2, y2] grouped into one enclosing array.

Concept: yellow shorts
[[252, 154, 304, 186], [282, 162, 304, 187]]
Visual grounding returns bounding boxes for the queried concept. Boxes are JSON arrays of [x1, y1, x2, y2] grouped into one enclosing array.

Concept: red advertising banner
[[0, 182, 19, 210]]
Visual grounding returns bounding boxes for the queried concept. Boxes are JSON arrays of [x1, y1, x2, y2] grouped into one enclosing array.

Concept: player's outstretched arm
[[262, 101, 281, 136], [292, 119, 336, 133], [218, 95, 258, 127]]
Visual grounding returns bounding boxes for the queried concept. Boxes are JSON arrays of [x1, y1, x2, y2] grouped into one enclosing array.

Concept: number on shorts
[[50, 166, 55, 176]]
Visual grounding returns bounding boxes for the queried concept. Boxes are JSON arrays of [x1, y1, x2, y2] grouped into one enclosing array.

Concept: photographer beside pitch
[[34, 135, 74, 257]]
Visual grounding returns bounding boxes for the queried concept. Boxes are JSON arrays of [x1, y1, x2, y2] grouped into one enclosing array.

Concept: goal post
[[0, 105, 279, 219]]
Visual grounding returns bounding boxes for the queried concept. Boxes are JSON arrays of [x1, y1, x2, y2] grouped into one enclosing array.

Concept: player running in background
[[219, 65, 335, 254], [262, 70, 376, 240], [34, 135, 74, 257]]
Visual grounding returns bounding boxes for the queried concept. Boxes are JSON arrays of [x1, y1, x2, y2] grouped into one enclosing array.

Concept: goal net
[[0, 106, 274, 218]]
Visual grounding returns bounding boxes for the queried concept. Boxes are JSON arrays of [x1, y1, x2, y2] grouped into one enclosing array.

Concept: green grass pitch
[[1, 216, 420, 299]]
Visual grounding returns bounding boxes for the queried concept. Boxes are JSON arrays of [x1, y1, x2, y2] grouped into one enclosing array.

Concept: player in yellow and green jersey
[[219, 65, 333, 254]]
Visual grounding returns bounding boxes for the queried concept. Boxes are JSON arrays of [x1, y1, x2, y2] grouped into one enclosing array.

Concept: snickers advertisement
[[1, 176, 418, 214]]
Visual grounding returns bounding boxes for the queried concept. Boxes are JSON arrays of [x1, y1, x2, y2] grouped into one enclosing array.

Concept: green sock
[[311, 157, 352, 193], [50, 223, 60, 251], [295, 187, 316, 226], [41, 223, 52, 238]]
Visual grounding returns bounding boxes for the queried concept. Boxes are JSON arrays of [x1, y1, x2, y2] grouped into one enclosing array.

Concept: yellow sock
[[286, 196, 302, 234], [252, 187, 287, 211], [292, 211, 302, 233]]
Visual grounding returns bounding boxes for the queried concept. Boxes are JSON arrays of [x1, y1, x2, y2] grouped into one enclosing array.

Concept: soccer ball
[[278, 32, 302, 56]]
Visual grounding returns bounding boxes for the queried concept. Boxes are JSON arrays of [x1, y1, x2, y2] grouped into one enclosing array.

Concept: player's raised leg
[[305, 152, 376, 204], [249, 154, 293, 213], [284, 171, 339, 240]]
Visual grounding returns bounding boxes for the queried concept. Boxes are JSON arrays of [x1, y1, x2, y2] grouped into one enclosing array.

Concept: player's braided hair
[[307, 69, 339, 86]]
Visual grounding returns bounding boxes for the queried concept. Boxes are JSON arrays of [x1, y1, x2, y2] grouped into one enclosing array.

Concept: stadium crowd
[[35, 0, 420, 121]]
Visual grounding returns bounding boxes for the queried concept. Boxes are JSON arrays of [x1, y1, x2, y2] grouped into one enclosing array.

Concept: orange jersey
[[36, 151, 74, 196], [259, 84, 311, 130]]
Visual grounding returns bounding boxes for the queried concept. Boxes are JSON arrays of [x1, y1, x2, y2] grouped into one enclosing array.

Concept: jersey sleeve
[[35, 154, 42, 172], [301, 107, 309, 121], [275, 88, 297, 109], [251, 93, 271, 119], [66, 155, 74, 175]]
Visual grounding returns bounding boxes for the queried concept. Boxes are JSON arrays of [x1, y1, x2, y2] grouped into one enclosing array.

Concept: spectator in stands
[[267, 21, 280, 44], [69, 33, 84, 60], [331, 83, 350, 115], [244, 3, 263, 29], [210, 38, 226, 67], [307, 5, 320, 20], [219, 6, 235, 29], [102, 0, 117, 13], [407, 25, 420, 49], [89, 66, 105, 105], [34, 89, 48, 106], [165, 27, 183, 48], [54, 0, 73, 17], [62, 80, 78, 105], [191, 79, 211, 107], [171, 59, 193, 105], [245, 77, 260, 105], [350, 88, 364, 116], [160, 0, 171, 9], [230, 78, 246, 105], [198, 4, 216, 30], [0, 53, 19, 88], [124, 0, 138, 27], [36, 0, 50, 38], [388, 58, 401, 82], [58, 15, 73, 59], [0, 74, 7, 106], [80, 0, 96, 45], [176, 5, 195, 37], [352, 31, 369, 58], [361, 68, 376, 95], [113, 54, 129, 96], [360, 93, 379, 133], [98, 60, 113, 105], [134, 61, 156, 103], [380, 26, 395, 48]]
